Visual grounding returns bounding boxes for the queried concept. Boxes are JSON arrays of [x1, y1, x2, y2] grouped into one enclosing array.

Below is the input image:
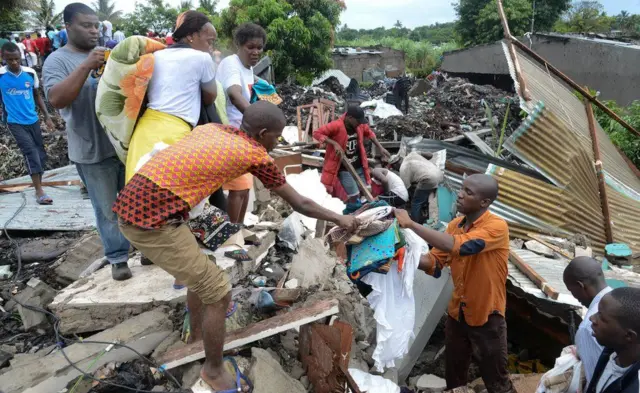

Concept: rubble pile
[[0, 111, 68, 181], [318, 76, 345, 97], [277, 84, 345, 126], [374, 76, 522, 141]]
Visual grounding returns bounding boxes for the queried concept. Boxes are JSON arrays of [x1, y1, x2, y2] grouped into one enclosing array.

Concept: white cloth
[[386, 171, 408, 201], [113, 30, 125, 43], [216, 54, 254, 128], [16, 42, 26, 59], [399, 151, 444, 189], [146, 48, 216, 126], [361, 227, 428, 371], [576, 286, 612, 385], [102, 20, 112, 39], [596, 353, 629, 393], [536, 346, 584, 393], [349, 369, 401, 393]]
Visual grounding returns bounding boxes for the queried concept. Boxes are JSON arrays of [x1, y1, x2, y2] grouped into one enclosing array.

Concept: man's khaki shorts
[[119, 221, 231, 305]]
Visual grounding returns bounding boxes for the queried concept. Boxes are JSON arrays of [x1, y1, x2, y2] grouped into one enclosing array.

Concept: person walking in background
[[395, 174, 515, 393], [57, 26, 68, 47], [35, 33, 50, 65], [215, 23, 267, 224], [43, 3, 132, 281], [22, 34, 39, 68], [13, 36, 27, 66], [49, 25, 61, 51], [113, 26, 125, 43], [0, 42, 56, 204], [102, 20, 113, 43]]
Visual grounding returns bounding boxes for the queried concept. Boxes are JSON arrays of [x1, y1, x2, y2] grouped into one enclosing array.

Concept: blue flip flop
[[217, 356, 253, 393], [36, 194, 53, 205]]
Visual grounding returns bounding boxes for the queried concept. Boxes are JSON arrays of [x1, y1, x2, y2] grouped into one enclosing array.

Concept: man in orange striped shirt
[[394, 174, 514, 393]]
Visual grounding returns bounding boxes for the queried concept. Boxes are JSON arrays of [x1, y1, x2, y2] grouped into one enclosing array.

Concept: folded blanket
[[250, 79, 283, 105], [96, 36, 166, 163]]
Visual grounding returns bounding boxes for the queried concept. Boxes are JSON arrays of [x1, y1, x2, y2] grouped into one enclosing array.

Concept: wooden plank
[[527, 233, 574, 260], [444, 128, 492, 144], [158, 299, 340, 370], [301, 154, 324, 168], [326, 138, 374, 202], [509, 250, 559, 300]]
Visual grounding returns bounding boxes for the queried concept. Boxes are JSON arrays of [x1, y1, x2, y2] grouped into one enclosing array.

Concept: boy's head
[[2, 42, 22, 73], [591, 287, 640, 351]]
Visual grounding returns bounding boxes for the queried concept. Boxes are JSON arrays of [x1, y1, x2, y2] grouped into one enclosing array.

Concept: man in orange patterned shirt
[[113, 101, 357, 392]]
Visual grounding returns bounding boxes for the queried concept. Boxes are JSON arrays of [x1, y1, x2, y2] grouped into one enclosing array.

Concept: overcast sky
[[53, 0, 640, 29]]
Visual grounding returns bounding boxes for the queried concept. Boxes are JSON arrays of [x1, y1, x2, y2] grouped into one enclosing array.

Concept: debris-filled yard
[[1, 43, 640, 393]]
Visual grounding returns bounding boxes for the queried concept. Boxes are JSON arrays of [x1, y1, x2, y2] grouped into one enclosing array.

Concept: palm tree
[[179, 0, 194, 11], [92, 0, 122, 21], [31, 0, 62, 29], [199, 0, 218, 16], [1, 0, 37, 12]]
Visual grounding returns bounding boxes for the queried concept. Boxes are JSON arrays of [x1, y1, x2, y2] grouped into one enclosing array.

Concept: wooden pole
[[510, 250, 559, 300], [510, 38, 640, 138], [584, 91, 614, 244], [326, 138, 374, 202], [495, 0, 532, 101]]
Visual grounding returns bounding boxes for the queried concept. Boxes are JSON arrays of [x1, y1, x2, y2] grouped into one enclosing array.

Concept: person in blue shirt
[[48, 25, 61, 50], [0, 42, 55, 204], [58, 27, 68, 47]]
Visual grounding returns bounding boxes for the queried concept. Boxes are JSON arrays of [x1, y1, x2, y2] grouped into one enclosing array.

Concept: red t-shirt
[[23, 39, 36, 53], [35, 37, 48, 55], [165, 36, 174, 45]]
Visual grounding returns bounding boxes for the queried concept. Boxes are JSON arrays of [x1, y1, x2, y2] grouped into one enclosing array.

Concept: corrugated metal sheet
[[513, 49, 640, 195], [312, 69, 352, 88], [507, 249, 581, 307], [0, 165, 96, 231]]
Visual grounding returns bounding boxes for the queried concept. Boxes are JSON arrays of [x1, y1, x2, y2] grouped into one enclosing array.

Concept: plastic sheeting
[[278, 169, 345, 250], [361, 99, 404, 119], [349, 369, 401, 393], [361, 228, 429, 371]]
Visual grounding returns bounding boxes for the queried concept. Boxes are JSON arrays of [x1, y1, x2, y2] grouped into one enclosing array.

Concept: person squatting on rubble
[[43, 3, 133, 281], [563, 256, 613, 385], [389, 150, 443, 223], [112, 101, 358, 392], [0, 42, 56, 204], [370, 167, 408, 208], [394, 174, 515, 393], [215, 22, 267, 224], [125, 10, 218, 182], [313, 104, 391, 203], [585, 287, 640, 393]]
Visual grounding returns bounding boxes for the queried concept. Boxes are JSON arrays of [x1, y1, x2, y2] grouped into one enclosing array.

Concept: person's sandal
[[199, 357, 253, 392]]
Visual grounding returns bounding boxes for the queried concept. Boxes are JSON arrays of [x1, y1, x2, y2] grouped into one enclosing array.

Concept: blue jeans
[[338, 167, 367, 197], [411, 187, 432, 223], [76, 157, 130, 265]]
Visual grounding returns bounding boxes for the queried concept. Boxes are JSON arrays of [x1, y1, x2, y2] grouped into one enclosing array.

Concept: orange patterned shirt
[[113, 124, 286, 229]]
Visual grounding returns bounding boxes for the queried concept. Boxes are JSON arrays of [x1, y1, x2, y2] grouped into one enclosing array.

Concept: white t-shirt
[[114, 31, 125, 43], [386, 170, 409, 201], [596, 353, 629, 393], [215, 54, 254, 128], [146, 48, 216, 126], [103, 20, 112, 39], [16, 42, 26, 59]]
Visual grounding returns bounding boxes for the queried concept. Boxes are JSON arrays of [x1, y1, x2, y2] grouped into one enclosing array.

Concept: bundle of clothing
[[326, 200, 429, 371]]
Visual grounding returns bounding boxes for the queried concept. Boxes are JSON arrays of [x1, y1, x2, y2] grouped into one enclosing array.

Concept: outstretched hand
[[336, 215, 358, 232], [393, 208, 414, 228]]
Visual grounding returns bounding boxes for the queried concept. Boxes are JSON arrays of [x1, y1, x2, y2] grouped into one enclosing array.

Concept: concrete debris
[[409, 79, 431, 97], [383, 367, 399, 384], [181, 361, 204, 388], [14, 278, 57, 330], [289, 238, 336, 289], [0, 349, 12, 368], [416, 374, 447, 392], [249, 347, 307, 393], [53, 233, 104, 285], [575, 246, 593, 258], [0, 307, 172, 393], [524, 240, 556, 258], [19, 238, 75, 264], [50, 257, 186, 334], [285, 278, 299, 289], [0, 265, 12, 280], [150, 330, 182, 362]]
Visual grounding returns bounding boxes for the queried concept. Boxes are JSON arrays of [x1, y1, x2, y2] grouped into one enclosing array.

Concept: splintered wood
[[158, 299, 340, 370]]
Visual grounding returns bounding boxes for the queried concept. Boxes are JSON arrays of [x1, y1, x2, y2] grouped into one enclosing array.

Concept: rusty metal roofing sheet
[[512, 48, 640, 195]]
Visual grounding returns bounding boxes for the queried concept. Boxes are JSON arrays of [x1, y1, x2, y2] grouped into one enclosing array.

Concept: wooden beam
[[584, 90, 614, 244], [158, 299, 340, 370], [325, 137, 374, 202], [526, 233, 574, 260], [509, 250, 559, 300], [0, 180, 82, 192], [495, 0, 532, 101]]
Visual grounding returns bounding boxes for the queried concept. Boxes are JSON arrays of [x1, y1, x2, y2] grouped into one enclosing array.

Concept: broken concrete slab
[[20, 238, 75, 264], [250, 348, 306, 393], [289, 238, 336, 288], [0, 265, 12, 280], [524, 240, 555, 258], [417, 374, 447, 392], [409, 79, 431, 97], [0, 307, 172, 393], [575, 246, 593, 258], [159, 299, 340, 370], [50, 258, 186, 334], [53, 233, 104, 285], [15, 278, 57, 330]]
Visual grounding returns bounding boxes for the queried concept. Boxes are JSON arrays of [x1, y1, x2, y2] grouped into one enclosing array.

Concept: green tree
[[199, 0, 218, 15], [179, 0, 194, 11], [121, 0, 178, 34], [455, 0, 571, 46], [394, 20, 403, 28], [0, 8, 26, 32], [220, 0, 344, 83], [555, 1, 612, 33], [93, 0, 122, 21], [29, 0, 62, 29]]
